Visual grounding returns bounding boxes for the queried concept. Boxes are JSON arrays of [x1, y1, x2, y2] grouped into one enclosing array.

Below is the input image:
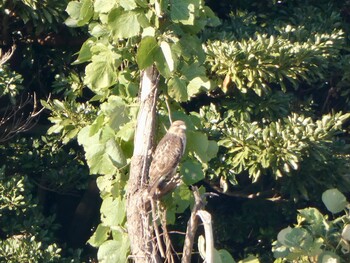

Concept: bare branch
[[0, 45, 16, 65], [0, 93, 45, 142]]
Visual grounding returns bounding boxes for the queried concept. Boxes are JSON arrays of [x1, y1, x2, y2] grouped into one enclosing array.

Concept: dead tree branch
[[126, 65, 160, 263], [181, 187, 204, 263]]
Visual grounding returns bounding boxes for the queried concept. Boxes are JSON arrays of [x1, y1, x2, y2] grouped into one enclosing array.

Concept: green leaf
[[187, 131, 214, 162], [238, 255, 259, 263], [88, 224, 110, 247], [155, 48, 172, 78], [218, 249, 235, 263], [168, 76, 188, 102], [213, 249, 223, 263], [203, 6, 221, 27], [78, 126, 126, 175], [120, 0, 137, 11], [187, 76, 211, 97], [170, 0, 197, 25], [108, 9, 141, 39], [207, 140, 219, 160], [317, 251, 340, 263], [322, 188, 347, 214], [178, 35, 206, 63], [100, 95, 129, 130], [66, 0, 93, 27], [94, 0, 116, 13], [136, 36, 159, 69], [101, 196, 126, 226], [117, 121, 136, 141], [97, 236, 129, 263], [277, 227, 312, 249], [180, 62, 206, 80], [160, 41, 175, 72], [96, 173, 115, 195], [84, 45, 121, 92], [73, 38, 94, 64], [180, 159, 204, 185]]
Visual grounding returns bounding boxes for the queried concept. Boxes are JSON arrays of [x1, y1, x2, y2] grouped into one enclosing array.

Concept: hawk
[[148, 120, 187, 198]]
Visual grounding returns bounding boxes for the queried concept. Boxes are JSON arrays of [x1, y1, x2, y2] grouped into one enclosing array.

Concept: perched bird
[[148, 120, 187, 198]]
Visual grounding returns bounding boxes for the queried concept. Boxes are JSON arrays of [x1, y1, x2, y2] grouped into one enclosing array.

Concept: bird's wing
[[149, 133, 184, 181]]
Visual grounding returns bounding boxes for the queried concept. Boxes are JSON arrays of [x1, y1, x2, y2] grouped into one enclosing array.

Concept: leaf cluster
[[1, 0, 69, 35], [0, 65, 24, 103], [273, 189, 350, 262], [0, 166, 81, 262], [2, 135, 89, 191], [203, 97, 350, 199], [205, 29, 344, 95]]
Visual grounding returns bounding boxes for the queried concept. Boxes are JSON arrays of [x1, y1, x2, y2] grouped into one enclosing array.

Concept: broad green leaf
[[160, 41, 174, 72], [66, 1, 81, 20], [342, 224, 350, 241], [207, 140, 219, 160], [178, 35, 206, 63], [277, 227, 312, 249], [73, 38, 94, 64], [136, 36, 159, 69], [187, 76, 211, 97], [180, 62, 206, 80], [90, 24, 109, 38], [120, 0, 137, 10], [155, 48, 172, 78], [88, 224, 110, 247], [117, 121, 136, 141], [78, 126, 126, 175], [168, 76, 188, 102], [109, 9, 141, 39], [96, 173, 115, 195], [317, 251, 340, 263], [322, 188, 347, 214], [94, 0, 116, 13], [97, 237, 129, 263], [297, 208, 325, 235], [101, 95, 129, 130], [170, 184, 192, 213], [180, 159, 204, 185], [218, 249, 235, 263], [84, 45, 121, 92], [238, 255, 259, 263], [101, 196, 126, 226], [170, 0, 197, 25], [187, 131, 212, 162], [142, 27, 156, 37], [66, 1, 94, 27], [203, 6, 221, 27], [213, 249, 223, 263]]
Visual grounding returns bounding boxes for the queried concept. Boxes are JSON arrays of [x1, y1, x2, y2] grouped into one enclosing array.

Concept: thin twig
[[164, 95, 173, 124], [151, 199, 166, 258]]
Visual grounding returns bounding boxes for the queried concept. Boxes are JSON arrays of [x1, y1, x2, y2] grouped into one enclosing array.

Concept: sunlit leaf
[[88, 224, 110, 247], [136, 36, 159, 69], [108, 9, 141, 39], [322, 188, 347, 214], [168, 76, 188, 102]]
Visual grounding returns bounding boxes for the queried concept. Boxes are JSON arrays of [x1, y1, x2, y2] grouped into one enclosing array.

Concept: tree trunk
[[126, 66, 159, 262]]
